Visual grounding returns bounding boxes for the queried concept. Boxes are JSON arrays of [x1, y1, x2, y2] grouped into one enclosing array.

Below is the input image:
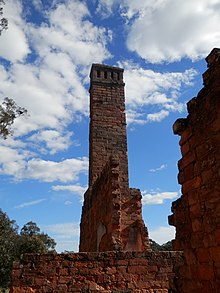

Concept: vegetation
[[0, 210, 56, 289], [150, 238, 172, 251], [0, 98, 27, 139], [0, 0, 8, 35], [0, 3, 27, 140]]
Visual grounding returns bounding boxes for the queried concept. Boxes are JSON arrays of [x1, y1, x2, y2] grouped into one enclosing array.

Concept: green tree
[[0, 212, 56, 289], [150, 239, 173, 251], [0, 210, 18, 288], [149, 239, 162, 251], [0, 98, 27, 139], [0, 0, 8, 35], [161, 240, 172, 251], [19, 221, 56, 254]]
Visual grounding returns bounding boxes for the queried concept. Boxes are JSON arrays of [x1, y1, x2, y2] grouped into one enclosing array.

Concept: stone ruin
[[10, 48, 220, 293], [169, 47, 220, 292]]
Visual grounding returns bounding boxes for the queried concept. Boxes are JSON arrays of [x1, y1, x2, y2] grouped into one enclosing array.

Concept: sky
[[0, 0, 219, 252]]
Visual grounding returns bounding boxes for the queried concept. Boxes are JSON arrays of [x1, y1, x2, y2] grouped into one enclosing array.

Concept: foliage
[[19, 221, 56, 254], [0, 98, 27, 139], [160, 240, 172, 251], [150, 239, 172, 251], [0, 210, 18, 288], [0, 211, 56, 289], [0, 0, 8, 35]]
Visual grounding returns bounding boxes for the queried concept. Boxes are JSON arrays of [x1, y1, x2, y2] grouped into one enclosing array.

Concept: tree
[[150, 239, 173, 251], [0, 210, 19, 288], [160, 240, 172, 251], [0, 212, 56, 289], [0, 97, 27, 139], [0, 0, 8, 35], [19, 221, 56, 254]]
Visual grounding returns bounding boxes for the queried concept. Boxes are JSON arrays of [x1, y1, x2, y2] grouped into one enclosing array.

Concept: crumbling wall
[[10, 251, 183, 293], [80, 156, 122, 252], [169, 48, 220, 293], [80, 155, 149, 252]]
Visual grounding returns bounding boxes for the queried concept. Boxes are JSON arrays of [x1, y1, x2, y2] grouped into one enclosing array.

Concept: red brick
[[196, 248, 210, 263]]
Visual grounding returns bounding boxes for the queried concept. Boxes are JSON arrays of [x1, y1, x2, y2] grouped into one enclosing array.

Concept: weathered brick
[[170, 48, 220, 293]]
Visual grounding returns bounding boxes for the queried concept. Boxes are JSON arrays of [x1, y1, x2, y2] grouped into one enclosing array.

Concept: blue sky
[[0, 0, 219, 252]]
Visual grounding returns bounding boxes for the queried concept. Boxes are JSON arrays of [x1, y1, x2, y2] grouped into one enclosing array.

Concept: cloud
[[32, 0, 43, 11], [52, 184, 87, 198], [0, 0, 112, 139], [44, 222, 80, 252], [28, 130, 75, 155], [0, 145, 88, 182], [124, 0, 220, 63], [45, 222, 80, 238], [142, 191, 178, 205], [149, 164, 167, 173], [24, 158, 88, 182], [96, 0, 220, 63], [149, 226, 175, 245], [0, 0, 110, 183], [147, 110, 169, 123], [64, 201, 73, 206], [0, 0, 30, 62], [121, 61, 197, 124], [15, 198, 46, 209], [96, 0, 119, 18]]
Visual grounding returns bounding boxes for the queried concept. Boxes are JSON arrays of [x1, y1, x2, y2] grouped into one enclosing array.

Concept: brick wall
[[169, 48, 220, 293], [10, 251, 183, 293], [80, 155, 149, 252]]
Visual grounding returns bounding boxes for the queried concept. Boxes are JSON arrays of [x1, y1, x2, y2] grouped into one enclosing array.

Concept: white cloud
[[96, 0, 118, 18], [52, 184, 87, 199], [122, 61, 197, 124], [44, 222, 80, 252], [15, 198, 46, 209], [149, 164, 167, 172], [96, 0, 220, 63], [147, 110, 169, 122], [0, 0, 30, 62], [64, 200, 73, 206], [142, 191, 178, 205], [0, 0, 111, 184], [126, 110, 146, 125], [124, 0, 220, 63], [22, 157, 88, 182], [28, 130, 74, 155], [32, 0, 43, 11], [0, 0, 112, 140], [0, 144, 88, 182], [45, 222, 80, 238], [149, 226, 175, 245]]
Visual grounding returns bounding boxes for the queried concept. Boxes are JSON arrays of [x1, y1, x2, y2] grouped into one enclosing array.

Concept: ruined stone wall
[[80, 156, 149, 252], [80, 156, 122, 252], [169, 48, 220, 293], [10, 251, 183, 293]]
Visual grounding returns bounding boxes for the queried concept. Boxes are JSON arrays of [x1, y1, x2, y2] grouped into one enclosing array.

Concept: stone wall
[[10, 251, 183, 293], [80, 156, 149, 252], [169, 48, 220, 292]]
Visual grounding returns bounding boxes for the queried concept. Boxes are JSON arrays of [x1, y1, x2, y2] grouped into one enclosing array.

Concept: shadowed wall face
[[169, 48, 220, 293]]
